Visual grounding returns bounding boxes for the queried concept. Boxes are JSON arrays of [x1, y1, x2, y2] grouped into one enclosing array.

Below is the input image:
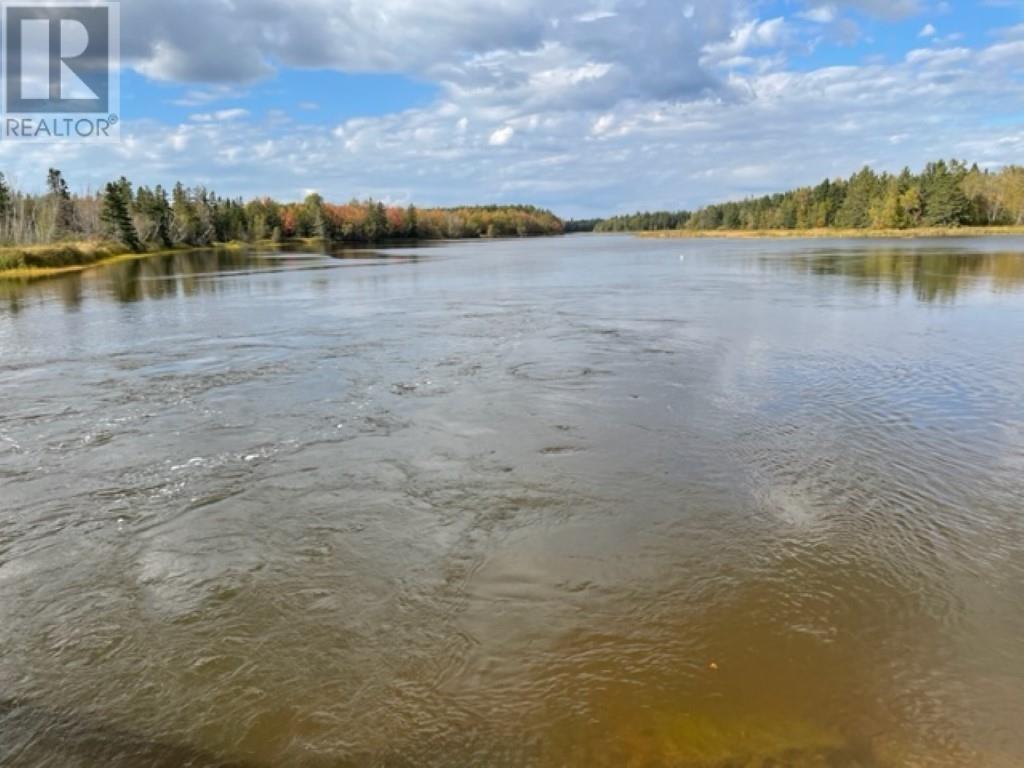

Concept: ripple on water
[[2, 238, 1024, 767], [509, 361, 609, 384]]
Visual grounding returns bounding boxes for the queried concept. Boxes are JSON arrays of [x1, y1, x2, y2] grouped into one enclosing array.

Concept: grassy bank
[[0, 240, 263, 280], [638, 226, 1024, 240], [0, 241, 126, 276], [0, 241, 174, 280]]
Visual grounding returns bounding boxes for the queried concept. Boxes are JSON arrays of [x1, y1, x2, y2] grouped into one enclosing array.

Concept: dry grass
[[637, 226, 1024, 240], [0, 241, 254, 279], [0, 240, 123, 274]]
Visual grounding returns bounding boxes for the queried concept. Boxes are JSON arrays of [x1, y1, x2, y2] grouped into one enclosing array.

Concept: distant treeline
[[564, 218, 602, 233], [566, 211, 691, 232], [596, 211, 692, 232], [579, 160, 1024, 233], [0, 169, 564, 254]]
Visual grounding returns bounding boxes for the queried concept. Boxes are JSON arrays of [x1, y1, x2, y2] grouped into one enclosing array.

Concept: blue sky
[[2, 0, 1023, 217]]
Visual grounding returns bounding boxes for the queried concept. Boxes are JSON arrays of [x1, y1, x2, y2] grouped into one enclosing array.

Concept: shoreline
[[0, 240, 286, 281], [637, 227, 1024, 240], [0, 247, 190, 280], [0, 234, 561, 281], [7, 225, 1024, 280]]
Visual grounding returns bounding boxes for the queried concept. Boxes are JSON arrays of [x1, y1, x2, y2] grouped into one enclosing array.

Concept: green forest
[[572, 160, 1024, 233], [0, 169, 564, 272]]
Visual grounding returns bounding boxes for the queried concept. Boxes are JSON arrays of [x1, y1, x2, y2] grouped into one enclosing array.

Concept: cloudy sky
[[3, 0, 1023, 217]]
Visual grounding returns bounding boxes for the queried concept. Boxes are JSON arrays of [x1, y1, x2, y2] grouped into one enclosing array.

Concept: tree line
[[0, 169, 564, 253], [595, 210, 692, 232], [574, 161, 1024, 233], [564, 211, 692, 233]]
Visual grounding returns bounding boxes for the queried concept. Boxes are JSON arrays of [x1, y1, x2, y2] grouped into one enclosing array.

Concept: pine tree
[[101, 178, 142, 252], [836, 167, 879, 228], [134, 185, 169, 246], [920, 160, 971, 227], [151, 185, 173, 247]]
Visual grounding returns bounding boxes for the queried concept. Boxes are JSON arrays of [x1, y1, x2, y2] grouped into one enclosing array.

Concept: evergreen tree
[[134, 185, 173, 247], [101, 178, 142, 252], [836, 167, 879, 228], [920, 160, 971, 227], [151, 185, 174, 247], [365, 200, 389, 241]]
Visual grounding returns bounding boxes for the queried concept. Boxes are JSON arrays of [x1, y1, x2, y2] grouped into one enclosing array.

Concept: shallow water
[[1, 236, 1024, 767]]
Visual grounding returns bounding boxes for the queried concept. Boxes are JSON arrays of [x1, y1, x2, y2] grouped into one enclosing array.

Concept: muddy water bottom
[[1, 238, 1024, 766]]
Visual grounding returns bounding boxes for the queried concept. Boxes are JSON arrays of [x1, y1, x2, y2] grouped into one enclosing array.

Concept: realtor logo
[[2, 1, 120, 140]]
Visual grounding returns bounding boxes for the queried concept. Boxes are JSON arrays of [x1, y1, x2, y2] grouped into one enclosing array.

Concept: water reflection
[[780, 248, 1024, 303], [0, 245, 421, 313]]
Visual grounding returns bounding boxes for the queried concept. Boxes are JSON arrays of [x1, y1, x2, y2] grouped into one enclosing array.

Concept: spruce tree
[[151, 185, 174, 247], [921, 160, 970, 227], [101, 179, 142, 252]]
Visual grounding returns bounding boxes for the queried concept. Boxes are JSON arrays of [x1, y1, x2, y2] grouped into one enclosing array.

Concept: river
[[1, 235, 1023, 767]]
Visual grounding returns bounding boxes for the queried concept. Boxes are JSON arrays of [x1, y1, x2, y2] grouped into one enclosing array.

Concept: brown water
[[1, 236, 1024, 767]]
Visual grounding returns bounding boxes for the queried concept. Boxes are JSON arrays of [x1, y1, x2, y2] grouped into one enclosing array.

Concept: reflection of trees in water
[[57, 274, 83, 310], [791, 250, 1024, 303], [1, 244, 412, 310], [108, 250, 268, 303], [0, 279, 25, 313], [1, 250, 272, 309], [0, 274, 81, 313]]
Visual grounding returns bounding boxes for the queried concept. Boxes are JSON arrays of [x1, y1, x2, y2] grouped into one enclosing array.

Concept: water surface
[[2, 236, 1024, 767]]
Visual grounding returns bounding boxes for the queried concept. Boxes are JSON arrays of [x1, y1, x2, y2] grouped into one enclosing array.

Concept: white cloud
[[799, 5, 838, 23], [575, 10, 617, 22], [121, 0, 745, 110], [592, 114, 616, 135], [979, 40, 1024, 66], [489, 126, 515, 146], [919, 23, 937, 38], [171, 86, 245, 107], [702, 17, 790, 66], [996, 24, 1024, 40], [189, 108, 250, 122]]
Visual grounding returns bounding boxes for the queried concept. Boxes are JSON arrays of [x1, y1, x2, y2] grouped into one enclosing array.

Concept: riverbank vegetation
[[0, 169, 564, 275], [574, 160, 1024, 234]]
